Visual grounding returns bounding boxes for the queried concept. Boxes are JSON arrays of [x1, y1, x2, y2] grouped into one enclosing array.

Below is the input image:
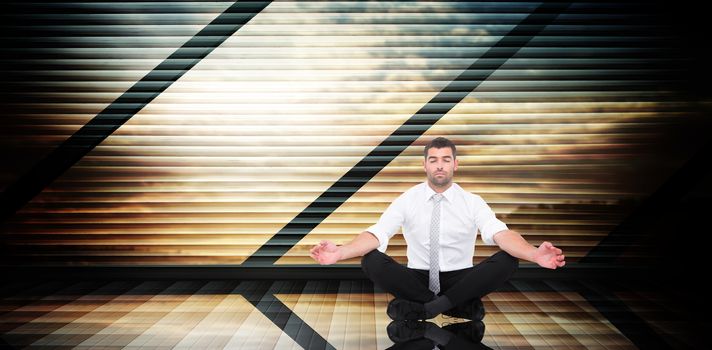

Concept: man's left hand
[[533, 241, 566, 269]]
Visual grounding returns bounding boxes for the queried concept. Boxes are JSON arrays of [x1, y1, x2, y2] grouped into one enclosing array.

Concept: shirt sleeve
[[365, 194, 406, 252], [474, 195, 508, 246]]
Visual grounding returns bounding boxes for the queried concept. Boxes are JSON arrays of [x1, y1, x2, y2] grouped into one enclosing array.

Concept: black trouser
[[386, 336, 493, 350], [361, 249, 519, 306]]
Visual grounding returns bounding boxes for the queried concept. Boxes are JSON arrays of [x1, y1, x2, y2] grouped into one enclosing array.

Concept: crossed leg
[[361, 249, 519, 309]]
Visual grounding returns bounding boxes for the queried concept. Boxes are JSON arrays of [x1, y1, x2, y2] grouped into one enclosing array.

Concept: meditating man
[[310, 137, 565, 338]]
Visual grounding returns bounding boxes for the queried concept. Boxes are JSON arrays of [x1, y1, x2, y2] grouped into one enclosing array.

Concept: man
[[310, 137, 565, 341]]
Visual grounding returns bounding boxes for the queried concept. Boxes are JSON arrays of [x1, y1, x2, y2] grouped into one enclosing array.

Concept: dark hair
[[424, 137, 456, 159]]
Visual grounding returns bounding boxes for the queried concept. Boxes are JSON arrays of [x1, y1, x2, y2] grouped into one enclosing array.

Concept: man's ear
[[422, 158, 427, 172], [453, 158, 459, 172]]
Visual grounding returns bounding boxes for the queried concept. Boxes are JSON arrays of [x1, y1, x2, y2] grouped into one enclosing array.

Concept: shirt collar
[[424, 181, 457, 203]]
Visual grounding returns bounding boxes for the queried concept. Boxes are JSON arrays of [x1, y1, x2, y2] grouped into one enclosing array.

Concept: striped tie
[[429, 193, 444, 296]]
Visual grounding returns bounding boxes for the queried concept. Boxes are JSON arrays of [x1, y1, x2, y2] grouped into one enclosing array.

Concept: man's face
[[423, 147, 458, 189]]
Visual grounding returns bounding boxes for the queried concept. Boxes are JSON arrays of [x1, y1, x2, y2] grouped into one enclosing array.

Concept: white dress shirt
[[366, 182, 509, 271]]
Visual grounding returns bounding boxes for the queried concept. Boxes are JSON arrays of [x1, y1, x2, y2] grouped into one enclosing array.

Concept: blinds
[[1, 1, 701, 267]]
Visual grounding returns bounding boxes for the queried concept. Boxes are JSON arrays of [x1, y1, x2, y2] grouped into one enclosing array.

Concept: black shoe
[[387, 298, 428, 320], [387, 320, 436, 343], [443, 298, 485, 320], [442, 320, 485, 343]]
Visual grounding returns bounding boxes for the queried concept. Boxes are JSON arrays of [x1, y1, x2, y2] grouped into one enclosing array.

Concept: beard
[[427, 172, 452, 187]]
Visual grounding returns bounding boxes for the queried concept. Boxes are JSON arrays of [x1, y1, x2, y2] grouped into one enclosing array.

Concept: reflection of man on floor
[[310, 137, 566, 325]]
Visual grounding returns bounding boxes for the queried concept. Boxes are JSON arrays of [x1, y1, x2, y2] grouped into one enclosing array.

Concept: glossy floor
[[0, 279, 701, 349]]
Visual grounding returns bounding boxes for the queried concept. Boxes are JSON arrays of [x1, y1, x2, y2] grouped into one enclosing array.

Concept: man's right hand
[[309, 240, 343, 265]]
